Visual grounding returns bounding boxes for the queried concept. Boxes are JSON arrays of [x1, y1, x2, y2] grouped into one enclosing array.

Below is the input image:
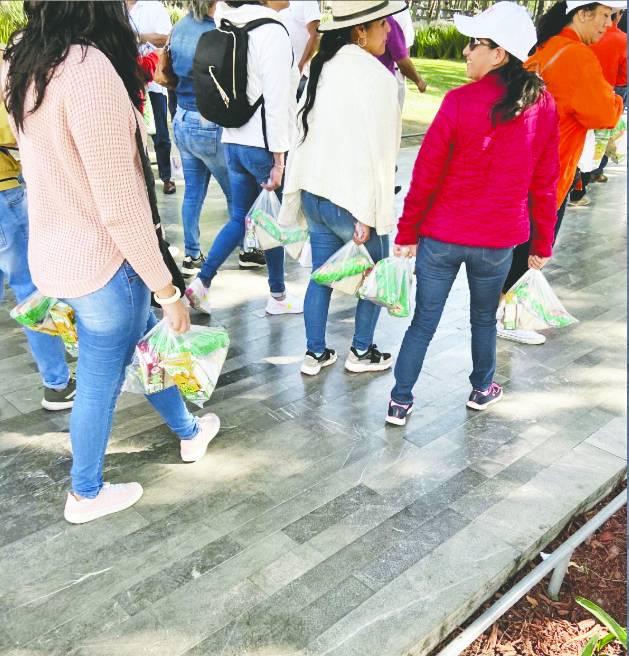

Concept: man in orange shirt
[[590, 9, 626, 182]]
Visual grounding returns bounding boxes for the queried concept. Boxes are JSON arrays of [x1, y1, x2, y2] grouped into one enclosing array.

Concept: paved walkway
[[0, 147, 626, 656]]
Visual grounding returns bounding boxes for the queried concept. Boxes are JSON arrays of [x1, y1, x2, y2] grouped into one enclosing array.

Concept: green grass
[[402, 57, 468, 129]]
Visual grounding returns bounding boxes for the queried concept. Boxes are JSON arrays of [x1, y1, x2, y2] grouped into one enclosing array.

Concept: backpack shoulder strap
[[242, 17, 289, 38]]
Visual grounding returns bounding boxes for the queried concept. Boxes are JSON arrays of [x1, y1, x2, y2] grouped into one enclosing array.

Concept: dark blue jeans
[[149, 91, 172, 182], [302, 191, 388, 353], [391, 238, 513, 404], [199, 144, 285, 295]]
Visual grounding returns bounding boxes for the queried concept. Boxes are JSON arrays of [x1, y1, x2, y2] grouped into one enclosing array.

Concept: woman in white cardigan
[[280, 0, 403, 376]]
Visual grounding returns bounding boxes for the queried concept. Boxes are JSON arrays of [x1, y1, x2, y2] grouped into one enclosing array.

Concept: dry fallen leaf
[[526, 595, 538, 608]]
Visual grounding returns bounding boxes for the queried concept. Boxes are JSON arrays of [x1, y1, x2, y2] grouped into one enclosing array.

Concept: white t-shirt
[[394, 7, 415, 50], [128, 0, 172, 95], [279, 1, 321, 75]]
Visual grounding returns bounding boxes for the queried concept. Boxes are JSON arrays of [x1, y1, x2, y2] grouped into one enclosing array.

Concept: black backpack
[[193, 18, 290, 135]]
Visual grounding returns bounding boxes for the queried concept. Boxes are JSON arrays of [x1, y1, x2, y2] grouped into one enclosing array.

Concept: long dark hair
[[4, 1, 145, 132], [491, 52, 546, 124], [536, 1, 599, 49], [299, 26, 353, 143]]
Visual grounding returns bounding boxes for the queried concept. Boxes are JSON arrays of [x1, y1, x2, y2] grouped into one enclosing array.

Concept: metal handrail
[[435, 489, 627, 656]]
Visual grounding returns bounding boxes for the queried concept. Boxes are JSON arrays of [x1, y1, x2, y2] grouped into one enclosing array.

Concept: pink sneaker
[[180, 413, 221, 462], [63, 482, 143, 524]]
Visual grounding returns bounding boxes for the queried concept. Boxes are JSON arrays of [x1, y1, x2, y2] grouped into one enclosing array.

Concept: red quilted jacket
[[396, 73, 560, 257]]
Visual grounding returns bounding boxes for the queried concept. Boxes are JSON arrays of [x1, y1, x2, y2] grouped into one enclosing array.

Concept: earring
[[358, 35, 367, 48]]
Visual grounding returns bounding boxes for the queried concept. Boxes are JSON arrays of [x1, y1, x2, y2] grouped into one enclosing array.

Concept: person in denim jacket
[[170, 0, 234, 277]]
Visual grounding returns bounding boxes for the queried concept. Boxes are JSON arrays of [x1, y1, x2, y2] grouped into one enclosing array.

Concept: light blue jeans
[[61, 262, 199, 498], [199, 144, 285, 295], [173, 107, 232, 258], [0, 183, 69, 389], [301, 191, 389, 354]]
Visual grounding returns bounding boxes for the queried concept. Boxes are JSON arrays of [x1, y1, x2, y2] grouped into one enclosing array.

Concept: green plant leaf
[[580, 632, 599, 656], [596, 632, 618, 649], [576, 597, 627, 648]]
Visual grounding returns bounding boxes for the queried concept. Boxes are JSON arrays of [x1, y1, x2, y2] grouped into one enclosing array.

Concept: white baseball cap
[[566, 2, 626, 12], [453, 2, 536, 62]]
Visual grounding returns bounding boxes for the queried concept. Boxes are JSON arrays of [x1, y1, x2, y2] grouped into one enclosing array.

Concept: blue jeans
[[173, 108, 232, 258], [391, 238, 513, 404], [0, 184, 69, 389], [301, 191, 389, 353], [149, 91, 171, 182], [61, 263, 199, 498], [199, 144, 285, 295]]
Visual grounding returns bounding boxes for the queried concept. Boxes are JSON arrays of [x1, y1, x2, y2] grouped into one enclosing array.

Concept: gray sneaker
[[300, 349, 337, 376], [42, 378, 76, 411], [344, 345, 392, 373]]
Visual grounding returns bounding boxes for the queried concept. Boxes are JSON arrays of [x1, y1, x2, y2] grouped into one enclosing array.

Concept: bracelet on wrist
[[154, 287, 181, 306]]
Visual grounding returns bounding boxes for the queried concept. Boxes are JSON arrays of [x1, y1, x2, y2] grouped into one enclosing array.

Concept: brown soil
[[431, 482, 627, 656]]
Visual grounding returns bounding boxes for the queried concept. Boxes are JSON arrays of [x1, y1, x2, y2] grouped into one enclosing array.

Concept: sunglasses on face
[[468, 37, 496, 51]]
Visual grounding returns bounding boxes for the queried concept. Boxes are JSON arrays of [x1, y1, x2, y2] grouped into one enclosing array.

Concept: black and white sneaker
[[239, 249, 266, 269], [466, 382, 503, 411], [300, 348, 337, 376], [42, 378, 76, 411], [181, 254, 206, 276], [385, 399, 413, 426], [344, 344, 392, 373]]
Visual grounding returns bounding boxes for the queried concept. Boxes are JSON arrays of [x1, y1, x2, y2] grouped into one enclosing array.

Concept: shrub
[[411, 22, 468, 61], [0, 1, 25, 46]]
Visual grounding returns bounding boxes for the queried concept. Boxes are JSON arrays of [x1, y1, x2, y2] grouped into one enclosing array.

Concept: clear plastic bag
[[10, 292, 79, 354], [184, 277, 211, 314], [298, 239, 312, 268], [595, 114, 627, 165], [249, 190, 309, 259], [310, 241, 374, 296], [243, 214, 260, 252], [358, 256, 413, 318], [506, 269, 578, 330], [123, 320, 229, 407]]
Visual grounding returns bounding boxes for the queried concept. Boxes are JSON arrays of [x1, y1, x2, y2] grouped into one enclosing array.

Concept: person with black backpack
[[187, 0, 303, 316]]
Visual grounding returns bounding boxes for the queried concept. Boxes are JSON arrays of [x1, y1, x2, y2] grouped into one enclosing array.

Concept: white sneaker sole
[[41, 399, 74, 411], [497, 330, 546, 345], [181, 414, 221, 462], [239, 260, 265, 269], [466, 390, 503, 411], [266, 305, 304, 315], [344, 358, 393, 374], [301, 352, 338, 376], [181, 266, 202, 276], [385, 406, 413, 426], [64, 485, 144, 524]]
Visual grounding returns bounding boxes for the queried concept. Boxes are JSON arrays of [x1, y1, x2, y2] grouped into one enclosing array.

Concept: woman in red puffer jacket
[[386, 2, 560, 427]]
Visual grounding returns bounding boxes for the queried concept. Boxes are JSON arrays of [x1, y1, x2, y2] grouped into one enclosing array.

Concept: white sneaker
[[180, 413, 220, 463], [265, 294, 303, 315], [64, 482, 143, 524], [497, 323, 546, 345]]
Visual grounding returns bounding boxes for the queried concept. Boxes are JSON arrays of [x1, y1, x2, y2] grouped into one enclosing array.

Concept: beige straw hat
[[318, 0, 407, 32]]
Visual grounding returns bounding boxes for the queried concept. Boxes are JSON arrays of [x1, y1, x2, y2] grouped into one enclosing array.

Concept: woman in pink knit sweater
[[386, 3, 560, 426], [3, 1, 220, 524]]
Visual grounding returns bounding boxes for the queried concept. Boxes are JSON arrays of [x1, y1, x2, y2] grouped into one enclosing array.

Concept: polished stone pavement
[[0, 146, 626, 656]]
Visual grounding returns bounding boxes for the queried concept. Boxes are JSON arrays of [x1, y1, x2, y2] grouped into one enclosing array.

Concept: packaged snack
[[123, 321, 229, 407], [185, 277, 211, 314], [311, 241, 374, 296], [243, 214, 260, 252], [506, 269, 578, 331], [358, 256, 413, 318], [595, 114, 627, 165], [248, 189, 309, 258], [502, 291, 517, 330], [49, 302, 79, 357], [10, 291, 58, 334]]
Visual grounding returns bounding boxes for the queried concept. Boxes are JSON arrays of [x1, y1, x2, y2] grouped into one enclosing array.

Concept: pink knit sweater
[[11, 45, 171, 298]]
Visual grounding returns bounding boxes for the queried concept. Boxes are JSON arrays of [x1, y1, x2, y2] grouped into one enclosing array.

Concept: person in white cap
[[498, 0, 624, 345], [385, 1, 561, 426], [279, 0, 405, 377]]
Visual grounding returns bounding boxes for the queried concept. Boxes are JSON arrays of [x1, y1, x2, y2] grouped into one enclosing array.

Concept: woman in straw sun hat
[[497, 0, 625, 346], [279, 1, 405, 377], [386, 2, 561, 426]]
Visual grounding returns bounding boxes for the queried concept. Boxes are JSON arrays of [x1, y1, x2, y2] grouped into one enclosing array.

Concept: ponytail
[[299, 27, 353, 143], [536, 1, 600, 49], [491, 56, 545, 124]]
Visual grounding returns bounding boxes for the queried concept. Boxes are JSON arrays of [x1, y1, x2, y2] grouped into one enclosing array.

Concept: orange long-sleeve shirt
[[590, 23, 627, 87], [526, 28, 623, 207]]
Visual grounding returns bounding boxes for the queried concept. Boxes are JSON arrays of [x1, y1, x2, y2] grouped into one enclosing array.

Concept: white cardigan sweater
[[279, 45, 401, 235]]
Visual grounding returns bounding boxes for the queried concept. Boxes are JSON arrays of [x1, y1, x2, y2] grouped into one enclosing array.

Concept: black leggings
[[501, 196, 568, 293]]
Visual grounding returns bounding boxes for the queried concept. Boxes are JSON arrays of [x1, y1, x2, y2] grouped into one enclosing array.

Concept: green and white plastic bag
[[505, 269, 578, 331], [249, 190, 308, 259], [310, 241, 374, 296], [358, 256, 413, 318]]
